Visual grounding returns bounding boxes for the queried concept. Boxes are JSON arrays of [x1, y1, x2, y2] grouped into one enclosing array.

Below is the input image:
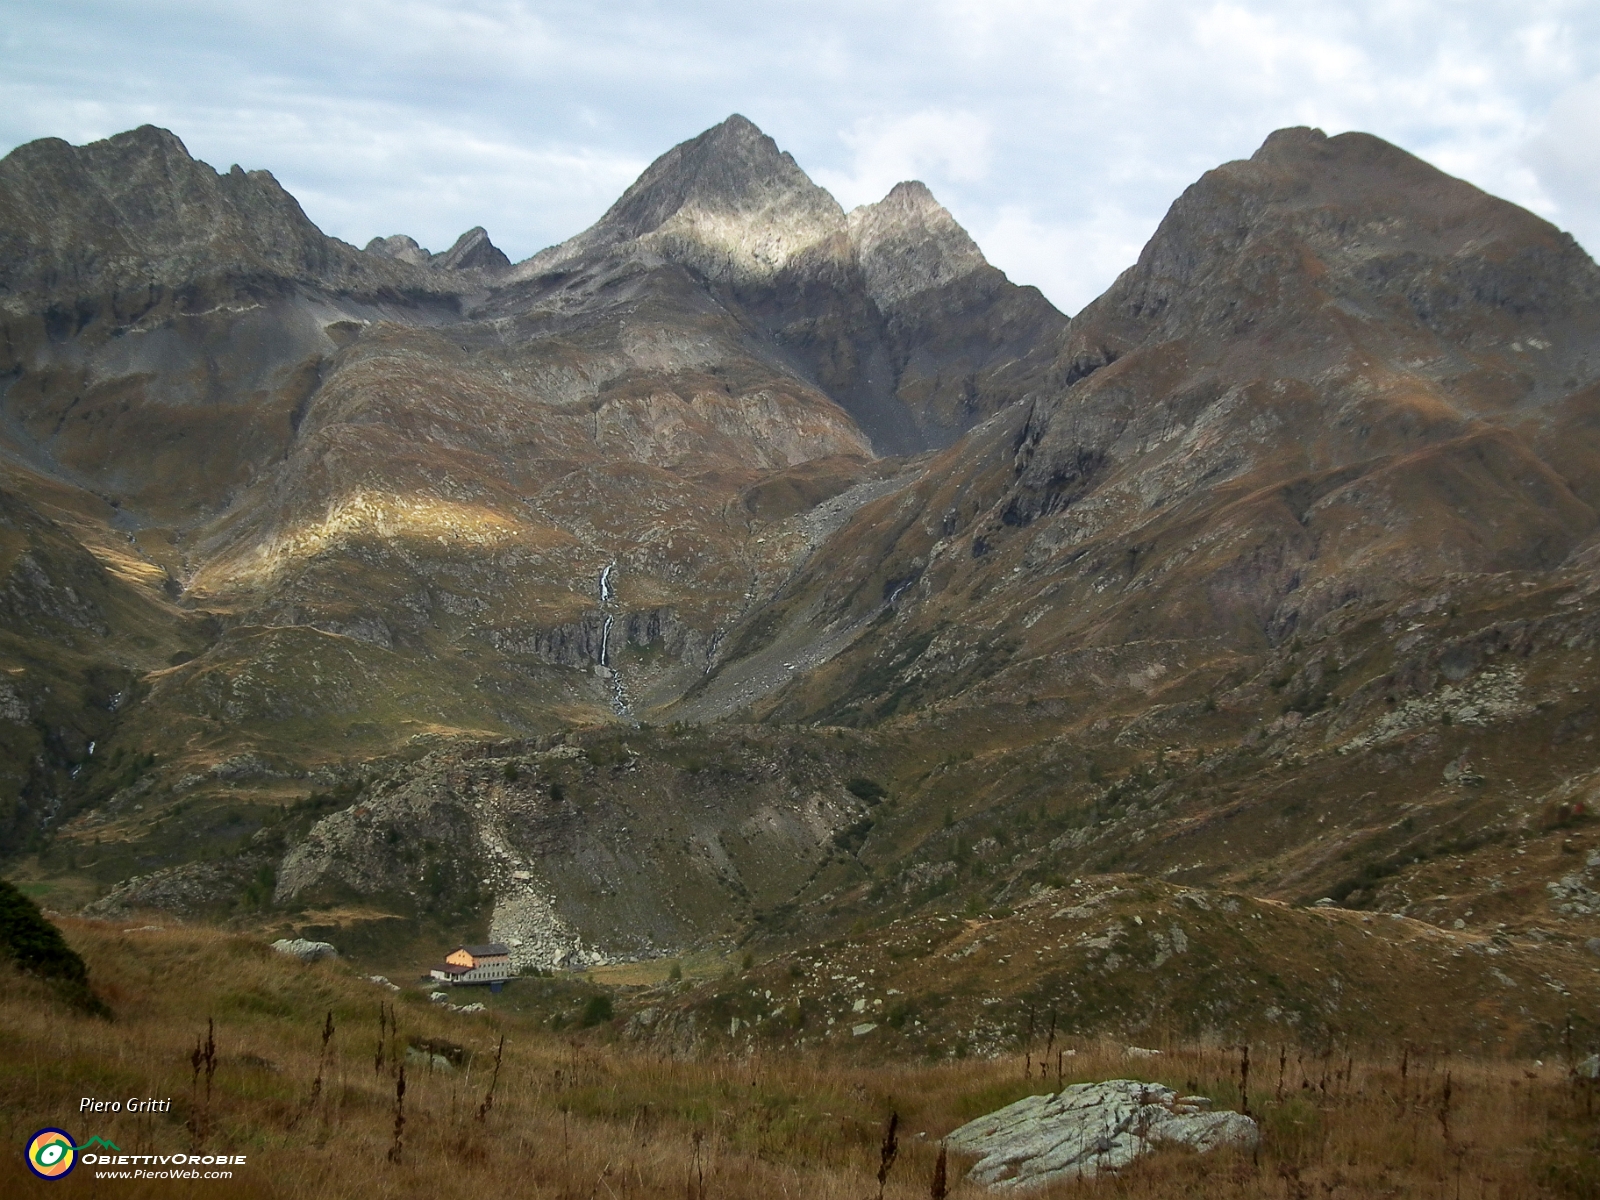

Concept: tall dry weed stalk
[[186, 1017, 217, 1144], [375, 1001, 390, 1076], [688, 1128, 705, 1200], [1239, 1043, 1251, 1118], [289, 1009, 336, 1130], [1437, 1070, 1453, 1145], [875, 1111, 899, 1200], [372, 998, 400, 1075], [1023, 1008, 1035, 1079], [476, 1034, 505, 1123], [387, 1062, 406, 1164]]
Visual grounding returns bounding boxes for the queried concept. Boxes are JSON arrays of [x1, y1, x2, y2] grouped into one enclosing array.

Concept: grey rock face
[[847, 180, 988, 311], [525, 114, 846, 285], [270, 937, 338, 962], [0, 125, 423, 308], [945, 1079, 1258, 1190], [365, 227, 510, 273], [1547, 848, 1600, 916], [82, 853, 274, 919], [365, 234, 432, 265], [434, 226, 511, 273]]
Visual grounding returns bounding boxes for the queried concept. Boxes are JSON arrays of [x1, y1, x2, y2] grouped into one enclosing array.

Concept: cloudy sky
[[4, 0, 1598, 314]]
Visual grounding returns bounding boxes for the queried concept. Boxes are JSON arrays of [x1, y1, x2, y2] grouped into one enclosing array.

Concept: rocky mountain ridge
[[366, 227, 512, 273], [0, 113, 1061, 861], [1, 119, 1598, 1055]]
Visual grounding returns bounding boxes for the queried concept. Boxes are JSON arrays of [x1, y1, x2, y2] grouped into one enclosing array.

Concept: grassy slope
[[1, 917, 1595, 1198]]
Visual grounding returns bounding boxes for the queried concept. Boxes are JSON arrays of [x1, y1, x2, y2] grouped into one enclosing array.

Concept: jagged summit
[[593, 114, 836, 240], [1068, 124, 1600, 386], [365, 226, 510, 273], [434, 226, 511, 272], [519, 114, 846, 284], [365, 233, 431, 265], [847, 180, 989, 310], [0, 124, 420, 307]]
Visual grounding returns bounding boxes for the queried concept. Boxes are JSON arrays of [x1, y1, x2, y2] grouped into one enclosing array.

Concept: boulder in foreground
[[945, 1079, 1258, 1190], [270, 938, 337, 962]]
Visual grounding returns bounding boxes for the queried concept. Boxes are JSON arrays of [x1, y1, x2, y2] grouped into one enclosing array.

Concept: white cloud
[[973, 204, 1153, 317], [2, 0, 1599, 306], [814, 110, 992, 210], [1523, 75, 1600, 253]]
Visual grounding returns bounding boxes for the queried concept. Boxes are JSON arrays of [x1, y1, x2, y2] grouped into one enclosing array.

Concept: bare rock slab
[[945, 1079, 1258, 1191], [270, 938, 338, 962]]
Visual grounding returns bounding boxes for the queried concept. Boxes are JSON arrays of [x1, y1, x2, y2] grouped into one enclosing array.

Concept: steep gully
[[596, 562, 631, 718]]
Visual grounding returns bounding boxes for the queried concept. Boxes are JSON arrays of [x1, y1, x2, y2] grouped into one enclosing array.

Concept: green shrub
[[0, 877, 109, 1016], [579, 993, 614, 1027], [845, 777, 888, 804], [240, 864, 276, 909]]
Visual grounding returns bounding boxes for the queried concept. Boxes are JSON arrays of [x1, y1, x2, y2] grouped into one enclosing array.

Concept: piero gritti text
[[81, 1095, 173, 1113]]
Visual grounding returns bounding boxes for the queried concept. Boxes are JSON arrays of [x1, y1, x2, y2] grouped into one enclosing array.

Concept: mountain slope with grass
[[1, 122, 1599, 1064], [0, 917, 1595, 1198]]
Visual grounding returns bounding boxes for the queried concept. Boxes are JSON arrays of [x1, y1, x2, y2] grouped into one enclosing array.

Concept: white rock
[[429, 991, 450, 1003], [405, 1046, 455, 1071], [852, 1022, 878, 1036], [945, 1080, 1258, 1191], [271, 938, 338, 962], [367, 974, 401, 991], [1578, 1054, 1599, 1081]]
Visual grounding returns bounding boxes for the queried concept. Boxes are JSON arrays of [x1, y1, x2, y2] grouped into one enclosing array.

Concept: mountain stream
[[597, 562, 631, 717]]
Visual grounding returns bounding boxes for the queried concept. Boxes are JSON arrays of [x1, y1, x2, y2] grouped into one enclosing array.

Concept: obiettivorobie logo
[[26, 1129, 118, 1179], [25, 1129, 246, 1180]]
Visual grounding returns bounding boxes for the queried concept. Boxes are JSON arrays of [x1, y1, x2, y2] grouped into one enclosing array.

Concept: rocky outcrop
[[271, 735, 876, 964], [847, 181, 988, 312], [1547, 848, 1600, 916], [81, 852, 274, 918], [945, 1080, 1259, 1190], [0, 125, 424, 309], [433, 226, 511, 273], [270, 937, 338, 961], [365, 227, 510, 273], [519, 114, 847, 286], [364, 234, 432, 266]]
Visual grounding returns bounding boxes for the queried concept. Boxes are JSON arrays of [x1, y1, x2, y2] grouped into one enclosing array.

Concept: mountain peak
[[365, 233, 431, 266], [435, 226, 511, 272], [847, 180, 988, 310], [1071, 124, 1600, 359], [365, 227, 510, 273], [0, 125, 422, 304], [521, 114, 845, 283]]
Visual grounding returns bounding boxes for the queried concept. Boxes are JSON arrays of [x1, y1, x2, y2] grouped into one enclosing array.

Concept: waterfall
[[596, 561, 630, 718]]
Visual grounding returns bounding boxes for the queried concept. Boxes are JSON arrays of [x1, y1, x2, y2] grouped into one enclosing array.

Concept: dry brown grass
[[1, 918, 1595, 1198]]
